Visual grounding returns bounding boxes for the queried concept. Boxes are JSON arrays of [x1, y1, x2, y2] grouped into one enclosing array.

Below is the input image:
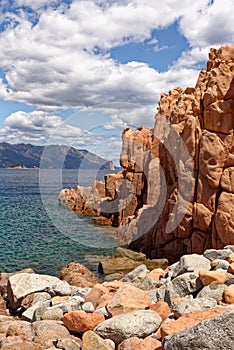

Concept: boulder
[[54, 338, 81, 350], [106, 285, 152, 316], [204, 249, 233, 261], [0, 268, 35, 298], [160, 308, 225, 338], [223, 285, 234, 304], [121, 265, 149, 282], [7, 273, 59, 308], [94, 310, 162, 345], [34, 307, 63, 321], [199, 270, 227, 286], [114, 247, 146, 261], [171, 254, 210, 278], [149, 301, 171, 321], [210, 259, 230, 270], [197, 284, 226, 302], [98, 257, 168, 276], [32, 320, 71, 348], [63, 310, 105, 332], [82, 331, 112, 350], [172, 297, 218, 318], [163, 312, 234, 349], [60, 263, 102, 288], [118, 336, 163, 350]]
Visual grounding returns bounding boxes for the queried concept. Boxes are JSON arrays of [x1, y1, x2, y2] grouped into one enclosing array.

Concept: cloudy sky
[[0, 0, 233, 161]]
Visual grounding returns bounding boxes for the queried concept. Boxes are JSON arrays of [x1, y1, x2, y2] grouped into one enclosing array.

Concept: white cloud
[[0, 0, 233, 149], [179, 0, 234, 48], [0, 110, 83, 144]]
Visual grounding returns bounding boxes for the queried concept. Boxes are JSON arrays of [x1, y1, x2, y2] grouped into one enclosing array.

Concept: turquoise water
[[0, 169, 119, 276]]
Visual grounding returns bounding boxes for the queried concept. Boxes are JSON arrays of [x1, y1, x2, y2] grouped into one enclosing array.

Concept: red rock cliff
[[59, 45, 234, 263], [122, 45, 234, 262]]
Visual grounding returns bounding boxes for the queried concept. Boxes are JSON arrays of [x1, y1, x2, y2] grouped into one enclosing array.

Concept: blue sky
[[0, 0, 233, 161]]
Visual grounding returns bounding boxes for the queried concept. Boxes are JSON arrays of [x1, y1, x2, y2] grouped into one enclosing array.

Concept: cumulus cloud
[[0, 110, 83, 144], [0, 0, 233, 148]]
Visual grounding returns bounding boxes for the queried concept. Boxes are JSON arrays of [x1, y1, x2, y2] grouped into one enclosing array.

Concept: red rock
[[117, 337, 142, 350], [63, 311, 105, 332], [85, 284, 112, 309], [60, 262, 102, 288], [134, 337, 162, 350], [117, 336, 162, 350], [107, 285, 152, 316], [199, 270, 227, 286], [160, 308, 226, 338], [149, 301, 171, 321], [224, 285, 234, 304]]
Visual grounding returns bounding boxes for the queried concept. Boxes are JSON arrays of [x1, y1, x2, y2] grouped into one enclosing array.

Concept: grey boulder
[[163, 312, 234, 350], [94, 310, 162, 344]]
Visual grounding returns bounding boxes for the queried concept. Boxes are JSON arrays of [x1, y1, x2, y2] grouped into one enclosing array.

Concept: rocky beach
[[1, 246, 234, 349], [0, 43, 233, 349]]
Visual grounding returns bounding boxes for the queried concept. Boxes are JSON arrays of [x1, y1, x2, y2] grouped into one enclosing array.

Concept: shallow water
[[0, 168, 119, 276]]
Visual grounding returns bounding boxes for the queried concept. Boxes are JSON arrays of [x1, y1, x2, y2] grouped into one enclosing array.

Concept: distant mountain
[[0, 142, 116, 170]]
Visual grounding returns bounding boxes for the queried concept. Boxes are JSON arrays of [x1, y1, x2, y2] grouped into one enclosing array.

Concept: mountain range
[[0, 142, 115, 170]]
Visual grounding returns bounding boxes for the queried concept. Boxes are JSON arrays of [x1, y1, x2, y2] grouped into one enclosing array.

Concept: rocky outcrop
[[122, 44, 234, 262], [59, 44, 234, 263]]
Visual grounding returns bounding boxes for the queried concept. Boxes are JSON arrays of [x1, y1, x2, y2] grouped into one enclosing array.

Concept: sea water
[[0, 168, 120, 276]]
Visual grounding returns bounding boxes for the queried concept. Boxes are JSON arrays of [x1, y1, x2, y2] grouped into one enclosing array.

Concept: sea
[[0, 168, 120, 277]]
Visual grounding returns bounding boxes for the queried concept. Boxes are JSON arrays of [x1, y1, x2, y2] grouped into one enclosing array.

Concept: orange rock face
[[127, 44, 234, 262], [63, 310, 105, 332], [199, 270, 227, 286], [59, 44, 234, 263], [160, 308, 226, 338]]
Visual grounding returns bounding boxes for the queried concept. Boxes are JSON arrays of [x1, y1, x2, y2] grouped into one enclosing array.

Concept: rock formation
[[59, 44, 234, 263]]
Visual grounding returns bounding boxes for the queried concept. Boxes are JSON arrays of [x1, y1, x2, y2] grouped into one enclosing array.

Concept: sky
[[0, 0, 233, 162]]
